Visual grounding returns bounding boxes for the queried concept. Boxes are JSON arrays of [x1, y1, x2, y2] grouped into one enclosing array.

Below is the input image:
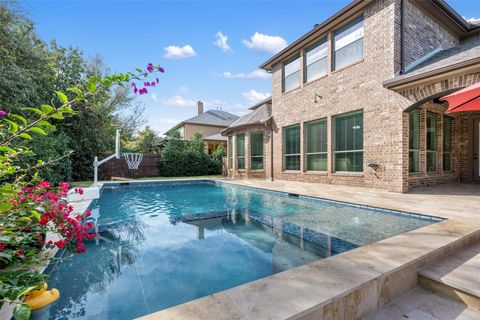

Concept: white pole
[[93, 130, 120, 187]]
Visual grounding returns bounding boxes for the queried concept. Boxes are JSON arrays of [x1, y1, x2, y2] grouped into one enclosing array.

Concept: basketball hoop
[[124, 153, 143, 170]]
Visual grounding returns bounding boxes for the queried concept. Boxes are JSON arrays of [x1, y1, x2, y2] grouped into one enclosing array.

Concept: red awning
[[441, 82, 480, 113]]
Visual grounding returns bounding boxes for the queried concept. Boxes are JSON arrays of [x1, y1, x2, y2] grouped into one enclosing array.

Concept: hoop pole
[[93, 129, 121, 187]]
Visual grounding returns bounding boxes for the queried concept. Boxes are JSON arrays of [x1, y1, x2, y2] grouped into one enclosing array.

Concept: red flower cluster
[[18, 181, 95, 253]]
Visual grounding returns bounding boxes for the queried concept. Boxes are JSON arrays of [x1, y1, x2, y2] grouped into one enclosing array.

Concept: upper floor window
[[334, 111, 363, 172], [236, 134, 245, 170], [334, 17, 364, 70], [283, 56, 301, 92], [409, 110, 420, 173], [250, 132, 264, 170], [305, 39, 328, 83], [305, 119, 327, 171], [283, 124, 301, 170], [426, 113, 437, 172]]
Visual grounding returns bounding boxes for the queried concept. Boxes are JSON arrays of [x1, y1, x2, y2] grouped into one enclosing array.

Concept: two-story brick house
[[223, 0, 480, 192]]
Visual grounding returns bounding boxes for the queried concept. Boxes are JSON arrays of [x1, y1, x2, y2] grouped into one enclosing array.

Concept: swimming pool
[[45, 180, 441, 319]]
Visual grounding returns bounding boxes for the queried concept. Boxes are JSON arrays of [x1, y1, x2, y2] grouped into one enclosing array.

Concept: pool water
[[45, 181, 440, 319]]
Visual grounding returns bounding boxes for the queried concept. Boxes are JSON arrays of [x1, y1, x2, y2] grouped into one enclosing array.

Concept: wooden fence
[[98, 153, 160, 179]]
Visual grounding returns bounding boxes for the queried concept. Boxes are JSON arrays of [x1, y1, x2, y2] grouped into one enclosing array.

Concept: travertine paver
[[419, 241, 480, 297], [363, 287, 480, 320]]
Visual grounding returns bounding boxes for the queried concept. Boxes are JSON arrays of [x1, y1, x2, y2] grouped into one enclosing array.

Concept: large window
[[334, 111, 363, 172], [409, 110, 420, 173], [426, 113, 437, 172], [443, 116, 452, 171], [283, 56, 301, 92], [305, 39, 328, 83], [334, 17, 364, 70], [283, 124, 301, 170], [236, 134, 245, 170], [305, 119, 327, 171], [250, 132, 264, 170], [228, 136, 233, 169]]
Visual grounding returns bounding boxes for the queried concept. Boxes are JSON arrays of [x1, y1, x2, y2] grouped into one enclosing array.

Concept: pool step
[[418, 240, 480, 310]]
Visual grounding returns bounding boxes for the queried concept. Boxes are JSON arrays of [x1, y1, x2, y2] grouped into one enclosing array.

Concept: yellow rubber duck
[[24, 282, 60, 310]]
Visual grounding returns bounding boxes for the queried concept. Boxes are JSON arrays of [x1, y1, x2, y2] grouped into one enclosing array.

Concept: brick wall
[[402, 0, 459, 68], [270, 0, 409, 192]]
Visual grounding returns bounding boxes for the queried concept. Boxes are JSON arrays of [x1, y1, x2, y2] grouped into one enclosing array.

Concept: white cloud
[[242, 32, 288, 54], [223, 70, 270, 79], [159, 95, 196, 107], [462, 16, 480, 23], [151, 93, 158, 101], [163, 45, 197, 59], [242, 89, 270, 103], [213, 31, 232, 52]]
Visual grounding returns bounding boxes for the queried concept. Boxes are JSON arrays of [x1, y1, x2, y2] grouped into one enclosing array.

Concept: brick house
[[223, 0, 480, 192], [164, 101, 238, 154]]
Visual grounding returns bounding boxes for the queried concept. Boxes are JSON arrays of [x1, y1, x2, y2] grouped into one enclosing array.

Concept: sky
[[20, 0, 480, 135]]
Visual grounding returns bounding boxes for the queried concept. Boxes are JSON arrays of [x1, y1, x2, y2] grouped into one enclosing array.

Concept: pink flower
[[158, 66, 165, 73], [0, 110, 6, 116], [147, 63, 154, 73], [139, 88, 148, 95], [38, 181, 51, 189], [134, 87, 138, 94], [131, 82, 137, 88], [0, 242, 5, 251], [156, 77, 159, 84]]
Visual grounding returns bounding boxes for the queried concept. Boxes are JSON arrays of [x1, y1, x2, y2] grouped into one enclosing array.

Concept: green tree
[[129, 126, 160, 153]]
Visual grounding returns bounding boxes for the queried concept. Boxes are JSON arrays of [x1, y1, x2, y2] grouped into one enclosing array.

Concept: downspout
[[270, 124, 274, 182], [399, 0, 405, 75]]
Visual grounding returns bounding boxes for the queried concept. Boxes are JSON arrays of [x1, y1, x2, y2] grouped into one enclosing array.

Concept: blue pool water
[[45, 181, 440, 319]]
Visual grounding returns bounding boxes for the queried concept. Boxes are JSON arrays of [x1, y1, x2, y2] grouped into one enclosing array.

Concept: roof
[[259, 0, 477, 71], [165, 110, 239, 134], [383, 39, 480, 89], [249, 96, 272, 110], [204, 133, 227, 141], [222, 103, 272, 134]]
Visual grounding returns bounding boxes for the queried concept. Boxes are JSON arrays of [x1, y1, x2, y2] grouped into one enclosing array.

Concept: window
[[305, 119, 327, 171], [334, 17, 364, 70], [283, 124, 301, 170], [228, 136, 233, 169], [305, 39, 328, 83], [409, 110, 420, 173], [334, 111, 363, 172], [250, 132, 264, 170], [283, 56, 301, 92], [236, 134, 245, 170], [427, 113, 437, 172], [443, 117, 452, 171]]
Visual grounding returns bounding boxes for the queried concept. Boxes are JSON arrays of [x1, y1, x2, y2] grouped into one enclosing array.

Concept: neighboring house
[[223, 0, 480, 192], [164, 101, 239, 153]]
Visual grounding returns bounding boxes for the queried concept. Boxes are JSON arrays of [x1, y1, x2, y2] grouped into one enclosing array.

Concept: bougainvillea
[[0, 63, 164, 319]]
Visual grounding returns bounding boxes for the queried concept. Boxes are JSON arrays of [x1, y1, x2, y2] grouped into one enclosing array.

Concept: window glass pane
[[334, 111, 363, 172], [427, 152, 436, 172], [306, 154, 327, 171], [334, 17, 364, 70], [285, 155, 301, 170], [409, 110, 420, 150], [228, 136, 233, 169], [251, 157, 263, 170], [305, 120, 327, 153], [236, 134, 245, 169], [306, 40, 327, 82], [334, 152, 363, 172], [283, 125, 300, 170], [284, 57, 301, 92], [409, 151, 420, 173], [250, 132, 263, 156], [443, 153, 452, 171]]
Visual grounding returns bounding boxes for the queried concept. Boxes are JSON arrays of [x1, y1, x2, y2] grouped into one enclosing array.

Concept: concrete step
[[418, 241, 480, 310]]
